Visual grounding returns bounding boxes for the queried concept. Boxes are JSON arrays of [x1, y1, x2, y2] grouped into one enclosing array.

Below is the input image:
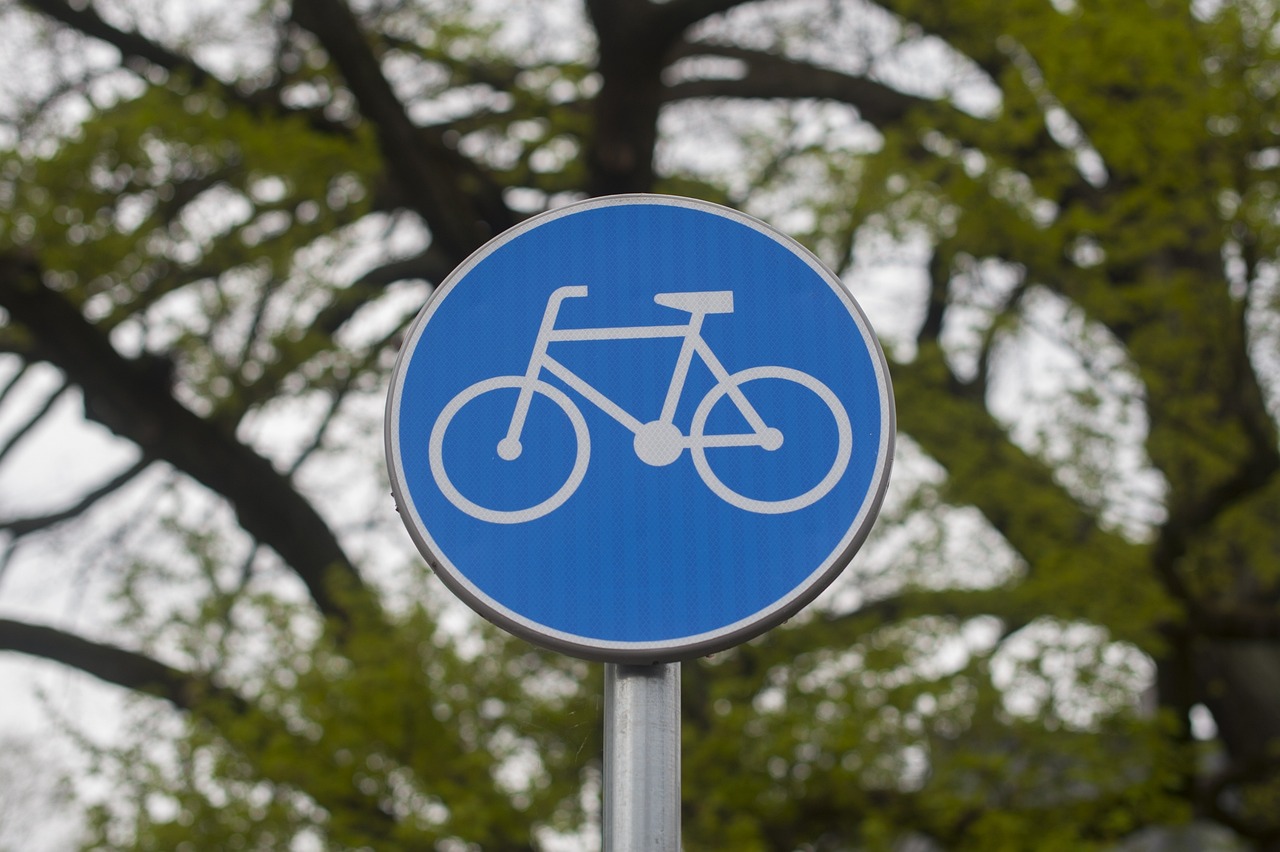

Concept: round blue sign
[[386, 195, 893, 662]]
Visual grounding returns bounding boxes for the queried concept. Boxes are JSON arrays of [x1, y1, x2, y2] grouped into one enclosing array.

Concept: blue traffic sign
[[386, 195, 893, 662]]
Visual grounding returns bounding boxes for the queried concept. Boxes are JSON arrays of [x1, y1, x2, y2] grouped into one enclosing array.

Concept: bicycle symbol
[[429, 286, 853, 524]]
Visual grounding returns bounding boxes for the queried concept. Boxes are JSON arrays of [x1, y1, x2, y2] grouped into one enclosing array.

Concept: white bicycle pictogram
[[429, 286, 853, 524]]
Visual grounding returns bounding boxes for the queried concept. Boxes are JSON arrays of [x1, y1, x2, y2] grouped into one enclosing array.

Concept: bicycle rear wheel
[[690, 366, 851, 514]]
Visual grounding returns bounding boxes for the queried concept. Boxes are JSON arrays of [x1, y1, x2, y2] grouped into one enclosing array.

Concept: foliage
[[1, 0, 1280, 849]]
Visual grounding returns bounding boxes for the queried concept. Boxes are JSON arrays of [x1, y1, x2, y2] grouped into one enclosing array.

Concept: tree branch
[[18, 0, 212, 86], [645, 0, 755, 45], [289, 0, 513, 260], [18, 0, 352, 138], [0, 251, 367, 626], [763, 586, 1030, 661], [0, 616, 244, 711], [314, 244, 453, 337], [0, 378, 70, 467], [1192, 609, 1280, 642], [663, 42, 932, 130], [231, 244, 451, 414], [917, 243, 956, 346], [0, 616, 404, 837], [0, 456, 150, 540]]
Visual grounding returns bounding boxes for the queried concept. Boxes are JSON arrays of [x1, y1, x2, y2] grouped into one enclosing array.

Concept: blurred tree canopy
[[2, 0, 1280, 849]]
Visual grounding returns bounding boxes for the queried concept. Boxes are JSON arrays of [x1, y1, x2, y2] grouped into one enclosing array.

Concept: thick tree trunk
[[1195, 641, 1280, 842]]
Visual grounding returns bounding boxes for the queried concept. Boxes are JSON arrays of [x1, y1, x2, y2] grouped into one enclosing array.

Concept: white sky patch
[[844, 227, 932, 359], [991, 620, 1155, 729], [986, 287, 1167, 537]]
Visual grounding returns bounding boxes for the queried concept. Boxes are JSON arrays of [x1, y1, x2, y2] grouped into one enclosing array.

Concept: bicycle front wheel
[[429, 376, 590, 524], [690, 366, 852, 514]]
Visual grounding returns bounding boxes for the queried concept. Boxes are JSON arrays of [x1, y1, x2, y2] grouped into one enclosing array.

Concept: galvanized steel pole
[[603, 662, 681, 851]]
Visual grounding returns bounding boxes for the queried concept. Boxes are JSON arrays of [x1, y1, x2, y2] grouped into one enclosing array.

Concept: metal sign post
[[385, 194, 894, 851], [603, 663, 681, 851]]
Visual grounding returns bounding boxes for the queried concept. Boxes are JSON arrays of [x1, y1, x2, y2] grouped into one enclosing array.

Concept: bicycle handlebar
[[549, 285, 589, 303]]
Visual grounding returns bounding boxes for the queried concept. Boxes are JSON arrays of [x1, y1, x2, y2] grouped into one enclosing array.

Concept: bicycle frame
[[501, 286, 775, 457]]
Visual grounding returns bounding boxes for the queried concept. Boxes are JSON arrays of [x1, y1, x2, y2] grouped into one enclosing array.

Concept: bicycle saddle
[[653, 290, 735, 314]]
